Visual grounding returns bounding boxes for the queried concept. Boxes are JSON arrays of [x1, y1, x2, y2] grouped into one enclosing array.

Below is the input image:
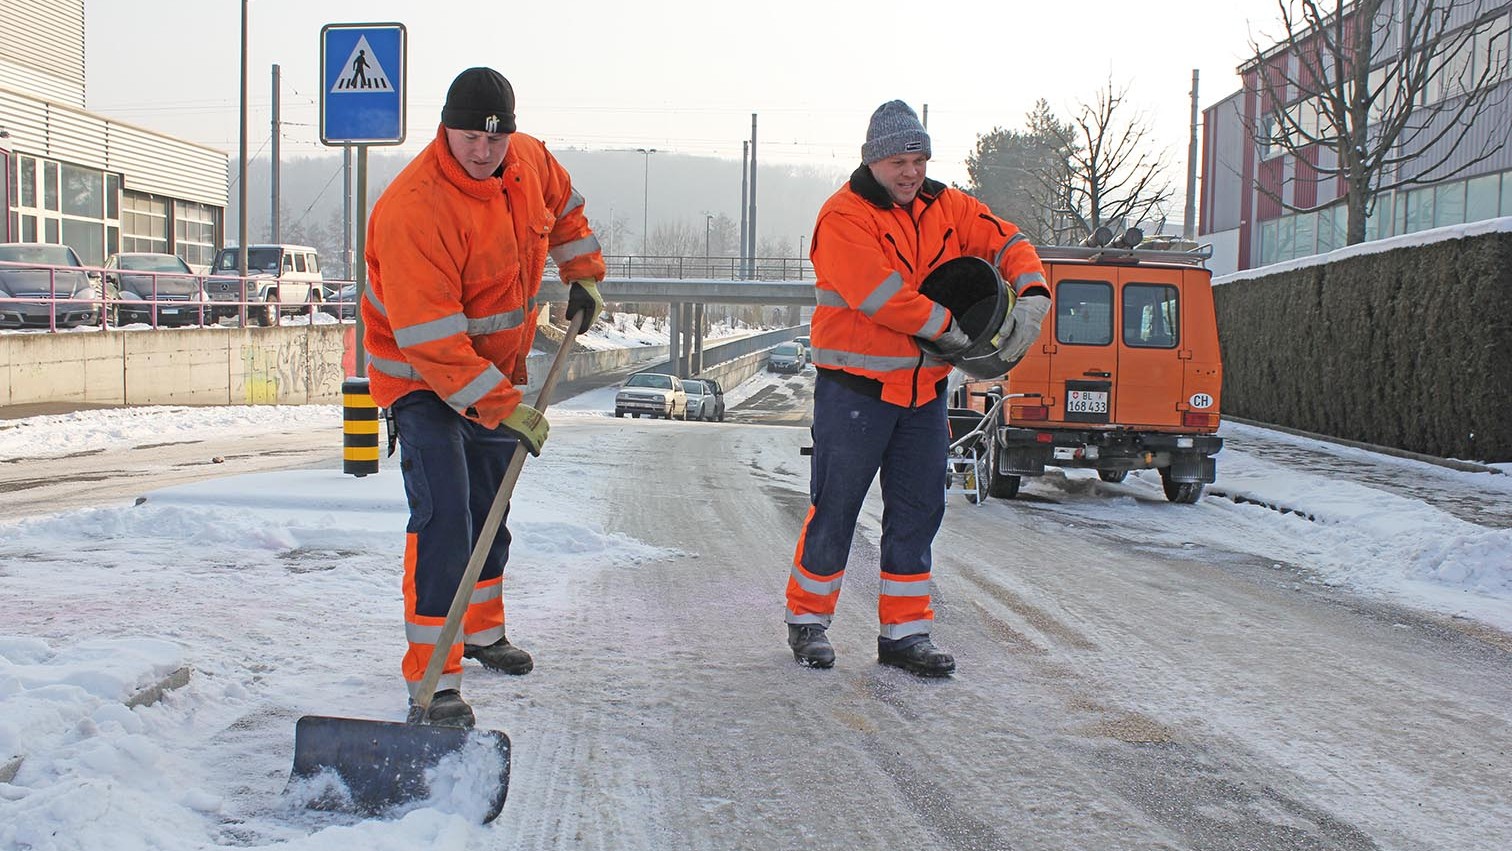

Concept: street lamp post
[[798, 234, 807, 280], [704, 214, 713, 259], [637, 148, 657, 254]]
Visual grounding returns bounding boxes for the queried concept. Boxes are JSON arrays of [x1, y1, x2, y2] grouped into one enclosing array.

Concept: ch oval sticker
[[1189, 393, 1214, 409]]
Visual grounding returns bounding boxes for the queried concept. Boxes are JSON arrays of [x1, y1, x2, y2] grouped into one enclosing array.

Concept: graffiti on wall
[[239, 328, 346, 404]]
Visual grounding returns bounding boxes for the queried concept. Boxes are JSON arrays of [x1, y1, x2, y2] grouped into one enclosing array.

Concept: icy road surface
[[1, 370, 1508, 850]]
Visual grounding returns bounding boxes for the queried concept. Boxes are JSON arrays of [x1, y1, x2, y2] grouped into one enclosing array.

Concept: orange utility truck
[[963, 239, 1223, 503]]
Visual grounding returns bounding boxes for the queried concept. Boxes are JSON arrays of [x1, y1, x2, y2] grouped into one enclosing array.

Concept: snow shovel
[[288, 311, 589, 823]]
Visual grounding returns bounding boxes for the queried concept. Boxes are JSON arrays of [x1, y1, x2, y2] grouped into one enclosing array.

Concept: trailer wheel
[[965, 450, 991, 504], [1159, 467, 1204, 504], [1098, 470, 1128, 483]]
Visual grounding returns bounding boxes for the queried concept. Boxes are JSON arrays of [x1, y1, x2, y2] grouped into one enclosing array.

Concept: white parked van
[[205, 244, 324, 326]]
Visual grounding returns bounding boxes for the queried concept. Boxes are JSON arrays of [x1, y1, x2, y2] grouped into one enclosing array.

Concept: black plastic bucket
[[917, 256, 1016, 379]]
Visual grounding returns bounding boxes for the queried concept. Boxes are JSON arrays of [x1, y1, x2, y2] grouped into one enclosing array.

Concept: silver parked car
[[681, 378, 726, 422], [615, 372, 688, 419], [0, 243, 100, 328]]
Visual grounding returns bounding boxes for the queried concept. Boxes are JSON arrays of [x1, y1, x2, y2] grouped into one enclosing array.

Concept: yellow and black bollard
[[342, 377, 380, 477]]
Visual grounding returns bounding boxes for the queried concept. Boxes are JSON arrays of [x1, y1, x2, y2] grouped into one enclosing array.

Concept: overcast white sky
[[82, 0, 1287, 188]]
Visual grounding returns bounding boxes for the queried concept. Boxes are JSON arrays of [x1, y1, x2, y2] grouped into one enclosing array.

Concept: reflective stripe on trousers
[[785, 372, 947, 640], [393, 390, 516, 695]]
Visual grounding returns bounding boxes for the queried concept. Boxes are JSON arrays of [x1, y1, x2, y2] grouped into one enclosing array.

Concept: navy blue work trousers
[[800, 372, 949, 581], [390, 390, 518, 619]]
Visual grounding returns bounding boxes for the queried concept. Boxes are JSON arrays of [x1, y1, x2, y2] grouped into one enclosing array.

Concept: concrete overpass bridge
[[537, 276, 815, 376]]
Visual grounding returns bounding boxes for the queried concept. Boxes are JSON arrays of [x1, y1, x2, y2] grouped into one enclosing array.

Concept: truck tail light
[[1015, 405, 1050, 421], [1183, 411, 1220, 430]]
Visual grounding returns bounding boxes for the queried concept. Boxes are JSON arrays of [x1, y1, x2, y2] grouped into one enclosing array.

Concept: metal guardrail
[[0, 259, 356, 331]]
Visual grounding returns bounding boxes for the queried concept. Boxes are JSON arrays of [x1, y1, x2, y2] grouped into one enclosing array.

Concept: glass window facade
[[1253, 169, 1510, 266]]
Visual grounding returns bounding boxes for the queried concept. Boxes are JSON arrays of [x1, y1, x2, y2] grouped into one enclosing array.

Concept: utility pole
[[342, 144, 353, 278], [271, 63, 280, 243], [237, 0, 248, 277], [747, 114, 758, 278], [637, 148, 656, 254], [739, 141, 748, 278], [1184, 69, 1200, 242]]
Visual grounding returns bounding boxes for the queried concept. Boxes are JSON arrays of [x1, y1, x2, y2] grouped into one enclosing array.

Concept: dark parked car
[[320, 282, 359, 320], [681, 377, 726, 422], [0, 243, 100, 328], [768, 341, 807, 373], [103, 252, 208, 326]]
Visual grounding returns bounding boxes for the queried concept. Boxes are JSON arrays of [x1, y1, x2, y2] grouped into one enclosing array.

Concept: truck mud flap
[[1168, 452, 1216, 483]]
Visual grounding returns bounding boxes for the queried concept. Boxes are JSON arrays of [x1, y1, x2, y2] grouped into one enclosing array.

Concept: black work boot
[[407, 689, 476, 728], [463, 636, 535, 675], [878, 636, 956, 678], [787, 624, 835, 669]]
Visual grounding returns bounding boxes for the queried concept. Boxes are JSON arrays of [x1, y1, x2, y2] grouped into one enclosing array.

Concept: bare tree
[[1052, 80, 1175, 240], [1247, 0, 1509, 244], [963, 100, 1077, 244]]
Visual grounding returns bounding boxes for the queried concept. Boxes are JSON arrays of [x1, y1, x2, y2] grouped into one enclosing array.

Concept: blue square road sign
[[321, 23, 406, 145]]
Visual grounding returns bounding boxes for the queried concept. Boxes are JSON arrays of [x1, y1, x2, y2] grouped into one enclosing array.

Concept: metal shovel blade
[[288, 715, 511, 823]]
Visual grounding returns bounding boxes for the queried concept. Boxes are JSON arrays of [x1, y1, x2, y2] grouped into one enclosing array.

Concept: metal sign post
[[320, 22, 406, 378]]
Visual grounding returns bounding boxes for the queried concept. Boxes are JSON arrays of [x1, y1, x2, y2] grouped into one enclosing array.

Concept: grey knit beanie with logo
[[861, 100, 931, 164]]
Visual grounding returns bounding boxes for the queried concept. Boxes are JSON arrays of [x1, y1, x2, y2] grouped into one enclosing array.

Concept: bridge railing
[[558, 255, 812, 281]]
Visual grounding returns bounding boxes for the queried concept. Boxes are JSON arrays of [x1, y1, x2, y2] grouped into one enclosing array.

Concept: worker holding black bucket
[[784, 99, 1050, 678]]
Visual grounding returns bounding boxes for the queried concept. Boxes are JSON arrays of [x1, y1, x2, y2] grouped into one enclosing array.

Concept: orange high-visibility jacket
[[809, 166, 1047, 407], [362, 125, 605, 426]]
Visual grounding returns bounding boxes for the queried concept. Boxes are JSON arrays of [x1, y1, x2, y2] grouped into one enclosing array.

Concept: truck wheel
[[256, 296, 278, 327], [1159, 467, 1204, 504], [1098, 470, 1129, 483]]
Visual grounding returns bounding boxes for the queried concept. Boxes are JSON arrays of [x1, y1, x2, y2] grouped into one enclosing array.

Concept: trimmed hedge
[[1214, 230, 1512, 462]]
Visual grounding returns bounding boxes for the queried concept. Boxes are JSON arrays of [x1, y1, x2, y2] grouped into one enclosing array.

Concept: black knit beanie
[[441, 67, 517, 133]]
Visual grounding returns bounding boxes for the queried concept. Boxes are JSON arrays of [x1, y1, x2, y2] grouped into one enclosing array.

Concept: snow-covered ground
[[1, 374, 1508, 848]]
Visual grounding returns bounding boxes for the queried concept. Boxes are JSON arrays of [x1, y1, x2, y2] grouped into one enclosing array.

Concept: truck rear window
[[1055, 280, 1113, 346], [1123, 283, 1179, 348]]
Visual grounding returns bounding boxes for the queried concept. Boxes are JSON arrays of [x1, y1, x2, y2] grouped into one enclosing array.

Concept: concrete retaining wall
[[1, 325, 350, 408]]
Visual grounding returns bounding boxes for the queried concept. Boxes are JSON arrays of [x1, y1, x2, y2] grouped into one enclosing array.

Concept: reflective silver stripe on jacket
[[368, 359, 507, 412], [365, 286, 387, 316], [549, 234, 602, 265], [467, 306, 526, 337], [879, 577, 932, 597], [856, 270, 904, 317], [559, 188, 585, 217], [879, 619, 932, 640], [789, 564, 844, 596], [814, 287, 848, 308], [1012, 270, 1046, 292], [471, 582, 502, 605], [394, 312, 467, 348], [917, 302, 951, 340], [994, 232, 1028, 267], [450, 365, 506, 411], [369, 356, 422, 381], [809, 347, 921, 373]]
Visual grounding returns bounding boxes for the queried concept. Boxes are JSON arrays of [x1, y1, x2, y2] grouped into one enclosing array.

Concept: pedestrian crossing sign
[[320, 23, 406, 145]]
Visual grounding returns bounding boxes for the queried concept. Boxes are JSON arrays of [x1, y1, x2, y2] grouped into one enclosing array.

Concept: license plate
[[161, 308, 180, 315], [1066, 390, 1108, 414]]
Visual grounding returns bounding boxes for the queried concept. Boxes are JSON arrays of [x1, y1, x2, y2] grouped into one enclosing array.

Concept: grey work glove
[[928, 319, 972, 357], [993, 295, 1051, 367]]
